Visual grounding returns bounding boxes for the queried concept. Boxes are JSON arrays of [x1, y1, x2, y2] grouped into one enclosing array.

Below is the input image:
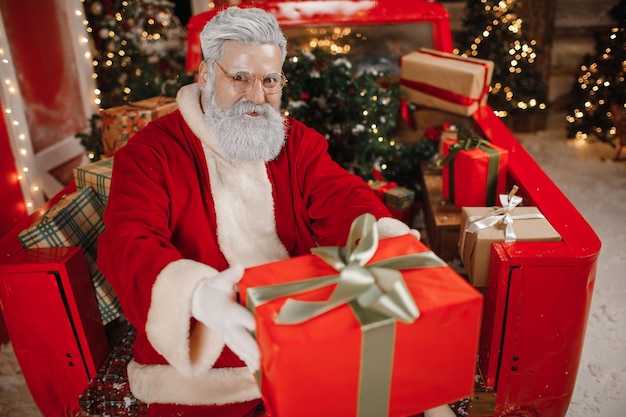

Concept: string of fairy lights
[[0, 12, 44, 213], [73, 0, 101, 117], [0, 0, 97, 214]]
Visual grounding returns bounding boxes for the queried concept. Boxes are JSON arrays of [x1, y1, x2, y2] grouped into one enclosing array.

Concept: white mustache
[[228, 100, 273, 117]]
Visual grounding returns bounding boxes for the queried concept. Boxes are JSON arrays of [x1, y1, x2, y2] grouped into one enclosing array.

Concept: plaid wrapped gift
[[100, 96, 177, 156], [18, 186, 122, 325], [73, 157, 113, 206], [369, 181, 416, 224], [384, 186, 415, 210], [400, 48, 494, 116], [458, 188, 561, 287]]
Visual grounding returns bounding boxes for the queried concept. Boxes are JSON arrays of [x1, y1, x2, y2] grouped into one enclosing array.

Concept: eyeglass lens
[[216, 62, 286, 94]]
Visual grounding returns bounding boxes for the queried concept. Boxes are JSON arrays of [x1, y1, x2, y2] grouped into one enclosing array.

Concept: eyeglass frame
[[214, 61, 288, 95]]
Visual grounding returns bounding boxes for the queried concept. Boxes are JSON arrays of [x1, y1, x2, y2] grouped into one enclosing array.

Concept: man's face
[[200, 40, 284, 111], [198, 41, 287, 162]]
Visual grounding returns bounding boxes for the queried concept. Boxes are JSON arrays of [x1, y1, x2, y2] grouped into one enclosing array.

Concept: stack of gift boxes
[[18, 96, 177, 326], [399, 48, 562, 289]]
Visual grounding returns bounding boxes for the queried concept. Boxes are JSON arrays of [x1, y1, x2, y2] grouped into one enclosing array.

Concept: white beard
[[203, 93, 286, 162]]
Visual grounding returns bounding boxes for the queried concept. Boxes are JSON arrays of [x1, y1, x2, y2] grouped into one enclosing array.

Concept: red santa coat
[[98, 84, 409, 414]]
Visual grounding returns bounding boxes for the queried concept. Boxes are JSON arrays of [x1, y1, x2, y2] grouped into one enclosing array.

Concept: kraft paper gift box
[[400, 48, 494, 116], [73, 157, 113, 206], [239, 214, 483, 417], [458, 192, 562, 288], [100, 96, 177, 156], [438, 134, 508, 208], [18, 186, 123, 325]]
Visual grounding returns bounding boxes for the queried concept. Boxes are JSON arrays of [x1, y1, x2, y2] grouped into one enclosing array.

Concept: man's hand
[[191, 264, 260, 372]]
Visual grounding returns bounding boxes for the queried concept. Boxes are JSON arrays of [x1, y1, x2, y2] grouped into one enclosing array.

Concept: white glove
[[191, 264, 260, 372], [376, 217, 421, 240]]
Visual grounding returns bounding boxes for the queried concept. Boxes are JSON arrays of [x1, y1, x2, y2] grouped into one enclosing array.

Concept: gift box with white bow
[[458, 188, 562, 288]]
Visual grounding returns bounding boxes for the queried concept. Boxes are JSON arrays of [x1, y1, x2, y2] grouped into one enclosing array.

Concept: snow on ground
[[515, 112, 626, 417]]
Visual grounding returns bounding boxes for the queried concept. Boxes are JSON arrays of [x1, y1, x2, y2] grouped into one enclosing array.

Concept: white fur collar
[[176, 84, 289, 267]]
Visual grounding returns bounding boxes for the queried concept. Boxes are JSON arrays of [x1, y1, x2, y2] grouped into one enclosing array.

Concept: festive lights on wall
[[0, 15, 44, 214], [72, 0, 100, 114], [0, 0, 97, 213]]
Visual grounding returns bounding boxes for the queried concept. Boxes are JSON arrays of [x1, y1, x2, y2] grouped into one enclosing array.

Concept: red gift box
[[440, 138, 508, 208], [240, 215, 482, 417]]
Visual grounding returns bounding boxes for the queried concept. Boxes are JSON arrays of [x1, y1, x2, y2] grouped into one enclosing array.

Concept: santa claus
[[99, 6, 453, 417]]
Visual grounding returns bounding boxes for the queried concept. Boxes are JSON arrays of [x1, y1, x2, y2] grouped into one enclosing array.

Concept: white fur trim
[[177, 84, 222, 155], [147, 259, 225, 377], [127, 359, 260, 406], [376, 217, 411, 239], [206, 157, 289, 267], [176, 83, 289, 267]]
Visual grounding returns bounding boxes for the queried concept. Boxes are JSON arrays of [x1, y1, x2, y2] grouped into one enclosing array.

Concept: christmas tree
[[565, 0, 626, 143], [454, 0, 548, 120], [83, 0, 194, 109], [281, 47, 437, 186]]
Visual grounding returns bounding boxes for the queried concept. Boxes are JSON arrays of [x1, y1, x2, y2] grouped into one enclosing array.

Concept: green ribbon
[[435, 127, 500, 206], [246, 213, 447, 417]]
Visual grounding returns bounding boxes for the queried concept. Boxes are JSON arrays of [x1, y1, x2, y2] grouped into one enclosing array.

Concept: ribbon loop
[[344, 212, 379, 265], [460, 186, 547, 256], [247, 213, 447, 326], [435, 126, 488, 167]]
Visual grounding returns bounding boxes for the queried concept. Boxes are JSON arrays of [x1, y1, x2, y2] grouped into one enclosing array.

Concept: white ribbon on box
[[460, 186, 546, 255]]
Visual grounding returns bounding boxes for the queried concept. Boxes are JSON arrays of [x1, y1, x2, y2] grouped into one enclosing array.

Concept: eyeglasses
[[215, 61, 287, 94]]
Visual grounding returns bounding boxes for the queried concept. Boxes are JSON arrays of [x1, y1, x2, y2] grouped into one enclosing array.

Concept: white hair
[[200, 7, 288, 65]]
